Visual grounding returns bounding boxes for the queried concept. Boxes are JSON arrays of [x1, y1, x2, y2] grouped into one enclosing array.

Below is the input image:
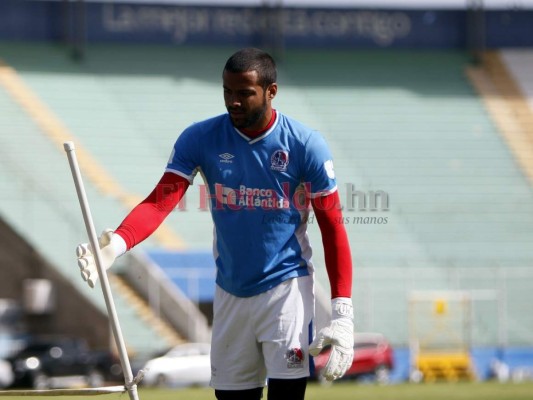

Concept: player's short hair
[[223, 48, 277, 90]]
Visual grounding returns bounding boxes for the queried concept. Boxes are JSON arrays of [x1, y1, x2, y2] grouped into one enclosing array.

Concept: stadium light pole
[[467, 0, 486, 65], [62, 0, 86, 61], [261, 0, 285, 63]]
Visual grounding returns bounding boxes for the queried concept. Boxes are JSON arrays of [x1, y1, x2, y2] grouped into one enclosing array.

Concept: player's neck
[[240, 109, 277, 139]]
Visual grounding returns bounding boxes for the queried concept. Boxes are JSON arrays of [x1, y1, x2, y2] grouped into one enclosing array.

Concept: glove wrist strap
[[110, 233, 127, 257], [331, 297, 353, 319]]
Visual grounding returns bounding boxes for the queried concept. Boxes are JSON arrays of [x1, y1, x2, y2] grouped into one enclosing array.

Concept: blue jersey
[[166, 112, 337, 297]]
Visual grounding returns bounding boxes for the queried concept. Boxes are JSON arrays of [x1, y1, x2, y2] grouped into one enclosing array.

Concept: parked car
[[7, 336, 122, 389], [312, 332, 394, 384], [141, 343, 211, 388]]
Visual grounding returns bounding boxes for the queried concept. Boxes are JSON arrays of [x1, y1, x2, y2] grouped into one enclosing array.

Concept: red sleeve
[[311, 191, 353, 299], [114, 172, 190, 249]]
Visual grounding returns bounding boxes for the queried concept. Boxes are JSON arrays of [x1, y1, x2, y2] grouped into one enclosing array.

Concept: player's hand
[[76, 229, 117, 288], [309, 297, 354, 381]]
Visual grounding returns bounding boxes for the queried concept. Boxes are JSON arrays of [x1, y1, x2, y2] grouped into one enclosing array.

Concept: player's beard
[[228, 94, 268, 130]]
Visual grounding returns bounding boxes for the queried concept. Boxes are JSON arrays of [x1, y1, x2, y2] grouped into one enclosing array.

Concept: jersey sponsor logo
[[219, 153, 235, 163], [286, 348, 305, 369], [211, 183, 290, 209], [271, 150, 289, 172], [200, 183, 311, 211]]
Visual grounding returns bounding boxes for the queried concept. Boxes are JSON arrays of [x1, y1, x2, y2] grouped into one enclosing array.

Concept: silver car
[[141, 343, 211, 388]]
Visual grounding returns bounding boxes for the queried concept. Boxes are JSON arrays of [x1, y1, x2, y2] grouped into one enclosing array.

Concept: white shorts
[[210, 275, 315, 391]]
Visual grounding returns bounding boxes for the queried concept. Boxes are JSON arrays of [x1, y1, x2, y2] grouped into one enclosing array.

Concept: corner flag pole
[[64, 141, 140, 400]]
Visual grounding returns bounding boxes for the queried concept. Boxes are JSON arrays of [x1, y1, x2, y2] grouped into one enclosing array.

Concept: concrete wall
[[0, 216, 111, 350]]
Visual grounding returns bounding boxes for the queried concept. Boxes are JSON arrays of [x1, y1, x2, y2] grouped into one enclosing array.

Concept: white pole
[[0, 386, 126, 396], [63, 141, 139, 400]]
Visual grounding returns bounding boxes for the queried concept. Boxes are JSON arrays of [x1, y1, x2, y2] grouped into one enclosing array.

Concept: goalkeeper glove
[[76, 229, 126, 288], [309, 297, 354, 381]]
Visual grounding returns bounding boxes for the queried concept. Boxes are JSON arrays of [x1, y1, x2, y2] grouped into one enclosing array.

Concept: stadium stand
[[276, 50, 533, 349], [0, 44, 200, 357], [1, 42, 533, 378]]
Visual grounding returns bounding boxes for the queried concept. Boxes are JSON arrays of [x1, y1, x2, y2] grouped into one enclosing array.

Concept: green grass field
[[143, 382, 533, 400], [2, 382, 533, 400]]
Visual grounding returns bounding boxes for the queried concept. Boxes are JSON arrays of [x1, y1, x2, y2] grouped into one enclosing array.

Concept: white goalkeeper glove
[[309, 297, 354, 381], [76, 229, 126, 288]]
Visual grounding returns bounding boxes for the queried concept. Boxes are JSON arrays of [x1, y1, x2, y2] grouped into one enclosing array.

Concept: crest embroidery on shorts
[[286, 348, 304, 368]]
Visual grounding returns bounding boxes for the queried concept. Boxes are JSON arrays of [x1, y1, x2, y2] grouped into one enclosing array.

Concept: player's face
[[223, 70, 276, 131]]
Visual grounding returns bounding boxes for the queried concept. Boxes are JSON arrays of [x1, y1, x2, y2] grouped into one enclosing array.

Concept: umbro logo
[[219, 153, 235, 163]]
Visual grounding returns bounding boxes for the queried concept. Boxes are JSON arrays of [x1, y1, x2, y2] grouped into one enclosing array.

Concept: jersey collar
[[234, 111, 279, 144]]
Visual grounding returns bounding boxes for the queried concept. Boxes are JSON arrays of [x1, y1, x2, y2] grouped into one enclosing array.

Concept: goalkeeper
[[77, 48, 354, 400]]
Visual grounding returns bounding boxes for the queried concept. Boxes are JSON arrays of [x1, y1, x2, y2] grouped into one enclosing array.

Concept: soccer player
[[76, 48, 354, 400]]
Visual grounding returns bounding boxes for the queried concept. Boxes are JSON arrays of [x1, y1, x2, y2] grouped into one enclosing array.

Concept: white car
[[0, 359, 14, 389], [141, 343, 211, 388]]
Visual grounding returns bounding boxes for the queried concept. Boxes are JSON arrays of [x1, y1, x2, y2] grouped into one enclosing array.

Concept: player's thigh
[[210, 286, 266, 390], [256, 275, 314, 379]]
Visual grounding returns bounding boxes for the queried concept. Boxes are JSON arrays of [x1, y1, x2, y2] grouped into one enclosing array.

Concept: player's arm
[[308, 190, 354, 382], [310, 190, 352, 299], [114, 172, 190, 249], [76, 172, 189, 288]]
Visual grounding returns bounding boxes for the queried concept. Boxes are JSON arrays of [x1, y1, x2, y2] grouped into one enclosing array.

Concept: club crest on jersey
[[271, 150, 289, 172], [285, 348, 304, 369]]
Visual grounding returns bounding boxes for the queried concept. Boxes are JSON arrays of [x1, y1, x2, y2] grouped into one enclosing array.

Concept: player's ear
[[267, 83, 278, 100]]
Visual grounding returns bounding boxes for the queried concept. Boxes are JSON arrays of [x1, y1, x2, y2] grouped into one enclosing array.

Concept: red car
[[312, 332, 394, 384]]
